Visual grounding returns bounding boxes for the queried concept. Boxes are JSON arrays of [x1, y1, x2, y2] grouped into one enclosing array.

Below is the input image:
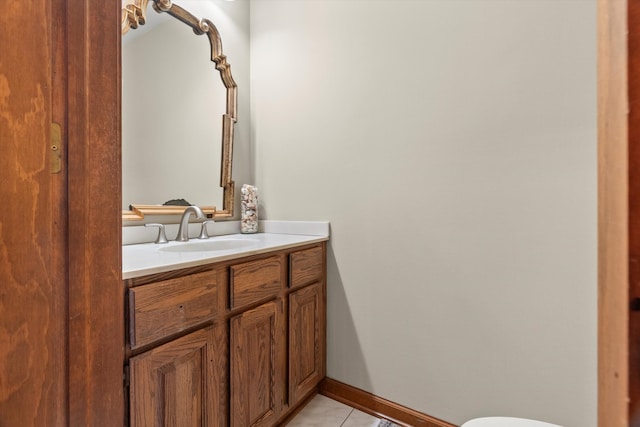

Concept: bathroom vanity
[[120, 2, 328, 424], [123, 234, 327, 426]]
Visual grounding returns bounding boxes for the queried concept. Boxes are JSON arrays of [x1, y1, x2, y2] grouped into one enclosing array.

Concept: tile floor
[[286, 394, 383, 427]]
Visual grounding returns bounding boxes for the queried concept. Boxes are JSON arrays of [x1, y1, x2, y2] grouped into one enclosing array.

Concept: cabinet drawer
[[230, 256, 282, 309], [129, 270, 219, 349], [289, 246, 323, 288]]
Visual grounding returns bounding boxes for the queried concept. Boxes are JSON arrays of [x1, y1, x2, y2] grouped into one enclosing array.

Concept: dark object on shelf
[[163, 198, 191, 206]]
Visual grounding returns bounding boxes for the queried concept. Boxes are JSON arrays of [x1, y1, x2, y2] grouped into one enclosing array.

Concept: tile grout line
[[339, 408, 355, 427]]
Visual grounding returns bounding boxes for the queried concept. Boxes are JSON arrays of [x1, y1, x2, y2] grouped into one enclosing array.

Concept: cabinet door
[[230, 300, 285, 427], [129, 325, 225, 427], [289, 282, 325, 405]]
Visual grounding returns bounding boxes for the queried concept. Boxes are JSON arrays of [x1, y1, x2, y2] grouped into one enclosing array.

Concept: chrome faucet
[[175, 206, 205, 242]]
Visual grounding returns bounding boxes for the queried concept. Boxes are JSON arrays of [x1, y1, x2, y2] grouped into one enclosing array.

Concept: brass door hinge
[[50, 122, 62, 174]]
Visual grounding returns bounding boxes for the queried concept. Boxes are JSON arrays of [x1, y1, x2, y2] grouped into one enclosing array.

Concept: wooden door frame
[[598, 0, 640, 425], [66, 0, 124, 425]]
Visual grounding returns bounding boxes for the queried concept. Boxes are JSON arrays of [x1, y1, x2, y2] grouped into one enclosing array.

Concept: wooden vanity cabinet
[[289, 282, 325, 406], [230, 300, 286, 427], [129, 325, 226, 427], [126, 268, 227, 427], [124, 242, 326, 427], [288, 246, 326, 407]]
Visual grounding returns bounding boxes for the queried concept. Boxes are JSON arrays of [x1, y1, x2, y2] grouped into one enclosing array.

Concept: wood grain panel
[[598, 0, 630, 425], [230, 256, 282, 309], [129, 326, 222, 427], [210, 321, 229, 427], [66, 0, 124, 424], [289, 246, 323, 289], [289, 282, 325, 405], [0, 1, 67, 425], [230, 300, 285, 427], [129, 270, 219, 348], [627, 0, 640, 422]]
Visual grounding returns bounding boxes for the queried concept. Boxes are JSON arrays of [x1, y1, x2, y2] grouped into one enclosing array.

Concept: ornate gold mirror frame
[[121, 0, 236, 220]]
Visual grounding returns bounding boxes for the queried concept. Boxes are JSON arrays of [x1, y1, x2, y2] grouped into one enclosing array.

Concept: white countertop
[[123, 222, 329, 279]]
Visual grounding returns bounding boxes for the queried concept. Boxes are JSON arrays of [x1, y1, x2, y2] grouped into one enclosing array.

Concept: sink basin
[[158, 238, 259, 253]]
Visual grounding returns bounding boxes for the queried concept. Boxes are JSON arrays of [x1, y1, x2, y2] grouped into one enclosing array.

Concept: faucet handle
[[199, 220, 215, 239], [145, 223, 169, 244]]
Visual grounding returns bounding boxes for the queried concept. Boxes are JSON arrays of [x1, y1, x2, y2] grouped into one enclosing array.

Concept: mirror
[[121, 0, 236, 220]]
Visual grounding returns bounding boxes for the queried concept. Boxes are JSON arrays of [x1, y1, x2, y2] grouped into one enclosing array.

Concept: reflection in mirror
[[121, 0, 236, 220]]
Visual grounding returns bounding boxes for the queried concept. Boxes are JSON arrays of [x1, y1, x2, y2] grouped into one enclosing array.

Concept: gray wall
[[250, 1, 597, 425]]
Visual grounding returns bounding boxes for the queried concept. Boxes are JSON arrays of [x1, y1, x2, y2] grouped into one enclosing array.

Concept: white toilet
[[461, 416, 561, 427]]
